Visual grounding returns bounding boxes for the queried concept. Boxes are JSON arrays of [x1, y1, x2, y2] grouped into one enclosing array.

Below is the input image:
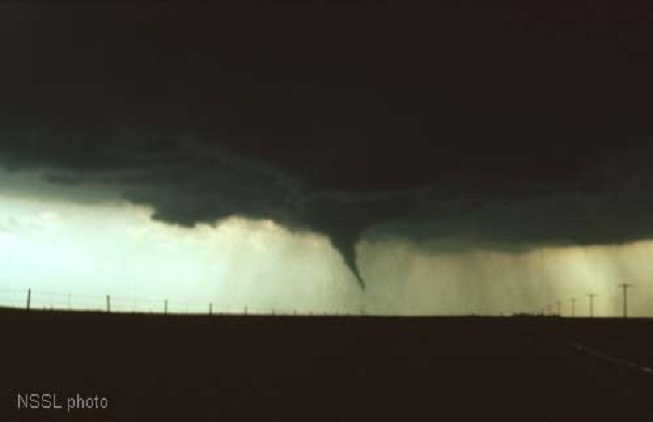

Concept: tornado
[[328, 232, 365, 289]]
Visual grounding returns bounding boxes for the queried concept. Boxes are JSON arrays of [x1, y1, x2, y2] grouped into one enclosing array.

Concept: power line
[[588, 293, 596, 318], [619, 283, 633, 318]]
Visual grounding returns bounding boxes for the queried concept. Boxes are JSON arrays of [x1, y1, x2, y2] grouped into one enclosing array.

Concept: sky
[[2, 2, 653, 315]]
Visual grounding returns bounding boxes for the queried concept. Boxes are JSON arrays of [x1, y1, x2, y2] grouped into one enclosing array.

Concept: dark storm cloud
[[5, 134, 653, 289], [363, 146, 653, 252], [2, 3, 653, 287]]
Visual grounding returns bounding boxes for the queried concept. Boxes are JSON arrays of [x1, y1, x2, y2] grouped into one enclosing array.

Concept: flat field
[[1, 309, 652, 421]]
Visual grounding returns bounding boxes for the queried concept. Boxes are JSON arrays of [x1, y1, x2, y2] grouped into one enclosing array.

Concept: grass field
[[1, 308, 652, 421]]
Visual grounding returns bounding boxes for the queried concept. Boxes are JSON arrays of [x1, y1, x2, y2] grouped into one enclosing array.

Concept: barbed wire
[[0, 288, 365, 316], [2, 286, 652, 317]]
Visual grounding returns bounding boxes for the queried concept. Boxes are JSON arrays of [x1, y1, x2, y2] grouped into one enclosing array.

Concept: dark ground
[[1, 308, 653, 422]]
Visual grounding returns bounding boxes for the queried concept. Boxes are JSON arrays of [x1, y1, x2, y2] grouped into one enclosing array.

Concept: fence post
[[26, 288, 31, 311]]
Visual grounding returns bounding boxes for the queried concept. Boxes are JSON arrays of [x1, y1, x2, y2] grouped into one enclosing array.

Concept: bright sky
[[0, 188, 362, 314]]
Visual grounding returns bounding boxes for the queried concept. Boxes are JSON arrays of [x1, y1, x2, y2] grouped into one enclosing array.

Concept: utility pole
[[164, 299, 168, 315], [209, 303, 213, 316], [556, 301, 561, 316], [619, 283, 632, 318], [571, 298, 576, 317], [26, 288, 31, 311], [106, 295, 111, 313], [588, 293, 596, 318]]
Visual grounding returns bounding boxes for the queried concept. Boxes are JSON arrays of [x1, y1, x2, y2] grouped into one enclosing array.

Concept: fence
[[2, 286, 653, 318], [0, 287, 365, 316]]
